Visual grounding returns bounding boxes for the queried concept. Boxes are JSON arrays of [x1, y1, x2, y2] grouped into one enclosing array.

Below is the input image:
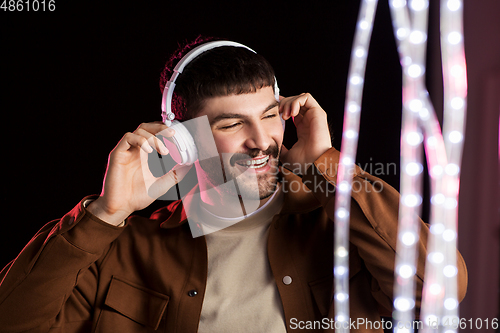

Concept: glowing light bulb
[[429, 283, 442, 295], [397, 28, 409, 40], [338, 181, 349, 192], [401, 231, 417, 246], [359, 20, 370, 30], [444, 298, 458, 310], [402, 56, 412, 66], [336, 292, 349, 301], [430, 223, 445, 235], [399, 264, 414, 278], [443, 265, 458, 277], [350, 75, 363, 85], [394, 297, 413, 311], [410, 0, 427, 11], [431, 193, 446, 205], [392, 0, 406, 8], [409, 99, 423, 111], [355, 47, 366, 58], [337, 246, 348, 257], [407, 132, 423, 146], [403, 194, 421, 207], [409, 30, 426, 44], [431, 165, 443, 176], [419, 107, 430, 120], [344, 129, 358, 138], [448, 130, 463, 143], [335, 266, 347, 276], [427, 136, 437, 147], [447, 0, 461, 11], [448, 32, 462, 44], [408, 64, 423, 77], [348, 102, 360, 113], [342, 157, 353, 165], [406, 162, 422, 176], [444, 198, 458, 209], [451, 64, 463, 77], [443, 229, 457, 242], [336, 314, 347, 322], [451, 97, 464, 109], [428, 251, 444, 263], [336, 208, 349, 219], [445, 163, 460, 176]]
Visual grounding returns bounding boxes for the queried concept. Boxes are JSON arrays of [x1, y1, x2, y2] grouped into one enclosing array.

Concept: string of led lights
[[386, 1, 467, 332], [337, 0, 467, 332], [419, 0, 467, 332], [334, 0, 379, 331], [388, 1, 431, 332]]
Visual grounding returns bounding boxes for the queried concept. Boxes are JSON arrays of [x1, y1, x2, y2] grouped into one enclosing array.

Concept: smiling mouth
[[235, 155, 270, 169]]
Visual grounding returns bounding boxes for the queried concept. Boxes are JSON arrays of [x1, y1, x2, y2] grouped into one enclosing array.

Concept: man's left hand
[[279, 93, 332, 174]]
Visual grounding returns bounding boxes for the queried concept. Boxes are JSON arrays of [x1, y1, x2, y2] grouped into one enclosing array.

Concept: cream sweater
[[197, 186, 286, 333]]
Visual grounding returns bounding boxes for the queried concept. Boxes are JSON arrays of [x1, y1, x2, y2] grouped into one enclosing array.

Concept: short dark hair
[[159, 36, 276, 121]]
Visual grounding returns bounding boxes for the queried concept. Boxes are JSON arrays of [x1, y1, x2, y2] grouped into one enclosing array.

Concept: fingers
[[135, 128, 170, 155], [136, 121, 175, 137], [147, 164, 193, 199], [114, 122, 176, 155], [115, 132, 156, 154], [279, 93, 320, 120]]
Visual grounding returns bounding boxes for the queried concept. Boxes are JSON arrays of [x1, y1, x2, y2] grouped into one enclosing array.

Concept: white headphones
[[161, 40, 283, 165]]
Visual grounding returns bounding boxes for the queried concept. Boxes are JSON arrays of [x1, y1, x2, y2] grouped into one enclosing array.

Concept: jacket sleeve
[[0, 196, 125, 332], [302, 147, 468, 317]]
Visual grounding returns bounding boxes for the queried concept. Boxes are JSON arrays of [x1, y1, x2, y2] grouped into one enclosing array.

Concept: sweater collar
[[160, 168, 320, 230]]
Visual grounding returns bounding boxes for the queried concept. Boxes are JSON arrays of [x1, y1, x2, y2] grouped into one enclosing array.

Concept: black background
[[2, 1, 408, 271], [3, 0, 500, 326], [0, 0, 412, 264]]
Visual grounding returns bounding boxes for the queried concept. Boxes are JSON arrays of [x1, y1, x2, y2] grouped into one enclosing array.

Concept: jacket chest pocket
[[95, 276, 170, 332]]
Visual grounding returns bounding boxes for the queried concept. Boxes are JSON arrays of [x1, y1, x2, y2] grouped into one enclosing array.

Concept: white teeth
[[238, 155, 269, 168]]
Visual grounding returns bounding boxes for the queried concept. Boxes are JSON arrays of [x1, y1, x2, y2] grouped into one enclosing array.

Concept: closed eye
[[219, 122, 241, 130]]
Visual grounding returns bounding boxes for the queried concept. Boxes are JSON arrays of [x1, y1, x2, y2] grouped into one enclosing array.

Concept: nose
[[244, 122, 273, 153]]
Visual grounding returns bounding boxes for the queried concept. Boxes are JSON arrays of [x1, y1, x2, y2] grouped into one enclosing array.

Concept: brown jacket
[[0, 148, 467, 332]]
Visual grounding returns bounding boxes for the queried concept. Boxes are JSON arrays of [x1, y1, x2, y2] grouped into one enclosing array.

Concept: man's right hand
[[87, 122, 191, 226]]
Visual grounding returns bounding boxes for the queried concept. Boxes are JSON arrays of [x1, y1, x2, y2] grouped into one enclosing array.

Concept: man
[[0, 36, 467, 332]]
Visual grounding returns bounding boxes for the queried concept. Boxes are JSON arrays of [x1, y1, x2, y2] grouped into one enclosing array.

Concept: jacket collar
[[160, 168, 321, 229]]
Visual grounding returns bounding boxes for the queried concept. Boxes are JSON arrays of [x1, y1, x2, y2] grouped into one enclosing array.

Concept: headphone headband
[[173, 41, 256, 77], [161, 41, 279, 126]]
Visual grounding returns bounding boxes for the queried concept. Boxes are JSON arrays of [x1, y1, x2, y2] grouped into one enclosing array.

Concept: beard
[[197, 143, 281, 201]]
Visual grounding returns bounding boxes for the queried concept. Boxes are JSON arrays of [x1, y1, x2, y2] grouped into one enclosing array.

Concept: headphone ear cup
[[162, 120, 198, 165]]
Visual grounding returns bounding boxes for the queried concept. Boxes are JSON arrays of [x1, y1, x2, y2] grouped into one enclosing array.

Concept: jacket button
[[187, 289, 198, 297], [282, 276, 292, 285]]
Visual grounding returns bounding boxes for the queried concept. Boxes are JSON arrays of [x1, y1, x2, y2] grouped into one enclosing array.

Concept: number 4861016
[[444, 317, 499, 330], [1, 0, 55, 11]]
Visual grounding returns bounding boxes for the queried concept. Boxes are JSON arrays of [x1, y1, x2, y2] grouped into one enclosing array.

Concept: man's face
[[194, 86, 283, 200]]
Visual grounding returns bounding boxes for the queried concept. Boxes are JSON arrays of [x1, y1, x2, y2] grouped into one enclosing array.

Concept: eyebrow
[[210, 101, 279, 126]]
